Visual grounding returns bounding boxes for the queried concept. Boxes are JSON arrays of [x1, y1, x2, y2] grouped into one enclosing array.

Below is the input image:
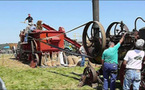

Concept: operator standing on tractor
[[123, 39, 145, 90], [23, 14, 33, 43], [102, 33, 126, 90], [24, 14, 33, 24]]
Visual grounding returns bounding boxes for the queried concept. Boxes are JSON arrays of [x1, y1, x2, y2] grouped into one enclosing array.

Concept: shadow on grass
[[48, 71, 96, 88], [47, 71, 80, 81], [94, 81, 122, 90]]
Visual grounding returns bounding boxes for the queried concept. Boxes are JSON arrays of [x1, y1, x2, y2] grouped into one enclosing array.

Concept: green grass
[[0, 54, 122, 89], [0, 65, 96, 89]]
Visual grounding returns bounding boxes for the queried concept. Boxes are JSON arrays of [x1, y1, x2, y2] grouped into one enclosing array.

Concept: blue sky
[[0, 1, 145, 44]]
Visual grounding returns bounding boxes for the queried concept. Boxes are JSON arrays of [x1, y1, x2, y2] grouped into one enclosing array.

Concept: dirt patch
[[0, 54, 30, 68]]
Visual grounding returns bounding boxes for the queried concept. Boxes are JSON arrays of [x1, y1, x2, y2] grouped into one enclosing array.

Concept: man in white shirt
[[123, 39, 145, 90], [79, 45, 86, 67]]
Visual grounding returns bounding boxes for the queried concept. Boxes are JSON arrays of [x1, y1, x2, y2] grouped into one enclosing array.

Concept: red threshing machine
[[16, 22, 81, 68]]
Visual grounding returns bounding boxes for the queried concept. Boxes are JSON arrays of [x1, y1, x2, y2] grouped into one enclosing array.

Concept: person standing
[[24, 14, 33, 24], [102, 34, 126, 90], [123, 39, 145, 90], [24, 24, 33, 43], [79, 44, 86, 67]]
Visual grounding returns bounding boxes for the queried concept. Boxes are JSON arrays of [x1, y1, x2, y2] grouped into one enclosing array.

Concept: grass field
[[0, 54, 122, 89]]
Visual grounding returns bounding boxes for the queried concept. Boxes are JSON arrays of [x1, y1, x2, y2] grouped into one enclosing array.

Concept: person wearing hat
[[102, 33, 126, 90], [24, 14, 33, 24], [123, 39, 145, 90]]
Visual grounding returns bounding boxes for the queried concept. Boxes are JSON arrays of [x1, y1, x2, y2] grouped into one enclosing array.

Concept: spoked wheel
[[82, 21, 106, 63], [30, 40, 39, 68], [30, 53, 39, 68], [106, 21, 129, 45], [106, 21, 129, 38], [78, 66, 98, 87]]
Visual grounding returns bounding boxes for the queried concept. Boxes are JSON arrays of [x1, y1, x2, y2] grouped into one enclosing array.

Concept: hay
[[51, 52, 57, 66], [9, 43, 17, 50], [41, 53, 46, 66], [71, 55, 80, 65], [46, 52, 52, 67], [55, 52, 61, 66], [67, 56, 74, 66], [89, 61, 101, 68], [51, 60, 56, 66], [47, 61, 52, 67], [36, 20, 42, 30]]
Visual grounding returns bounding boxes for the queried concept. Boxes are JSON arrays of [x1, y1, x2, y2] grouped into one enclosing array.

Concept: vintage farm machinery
[[15, 0, 145, 89], [77, 0, 145, 89], [78, 17, 145, 89], [16, 22, 81, 68]]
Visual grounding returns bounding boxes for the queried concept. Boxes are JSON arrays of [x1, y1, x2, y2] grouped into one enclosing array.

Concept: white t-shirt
[[124, 49, 145, 69], [79, 46, 86, 55]]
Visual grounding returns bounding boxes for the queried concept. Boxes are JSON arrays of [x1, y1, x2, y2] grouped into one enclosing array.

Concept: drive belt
[[29, 36, 93, 59], [34, 21, 88, 41], [27, 21, 99, 58]]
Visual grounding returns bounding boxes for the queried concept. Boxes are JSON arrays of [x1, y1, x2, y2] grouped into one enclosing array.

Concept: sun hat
[[135, 39, 145, 48]]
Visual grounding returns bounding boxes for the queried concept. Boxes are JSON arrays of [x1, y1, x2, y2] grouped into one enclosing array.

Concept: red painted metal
[[19, 23, 81, 53], [42, 23, 81, 48], [31, 30, 64, 52], [18, 23, 81, 68]]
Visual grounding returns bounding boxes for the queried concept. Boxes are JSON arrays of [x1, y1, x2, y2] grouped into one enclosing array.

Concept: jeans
[[24, 33, 28, 42], [80, 55, 85, 66], [123, 69, 141, 90], [103, 62, 118, 90]]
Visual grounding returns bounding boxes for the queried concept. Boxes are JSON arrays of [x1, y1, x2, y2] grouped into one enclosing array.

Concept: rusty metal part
[[134, 17, 145, 31], [83, 21, 106, 63], [30, 40, 40, 68], [78, 64, 98, 87], [30, 53, 39, 68], [92, 0, 99, 21], [78, 62, 103, 87], [106, 21, 136, 60], [106, 21, 129, 38]]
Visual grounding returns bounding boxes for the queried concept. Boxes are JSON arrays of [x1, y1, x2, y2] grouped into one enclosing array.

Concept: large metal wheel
[[106, 21, 134, 60], [106, 22, 130, 45], [30, 53, 39, 68], [106, 21, 129, 38], [78, 65, 98, 87], [82, 21, 106, 63], [30, 40, 39, 68]]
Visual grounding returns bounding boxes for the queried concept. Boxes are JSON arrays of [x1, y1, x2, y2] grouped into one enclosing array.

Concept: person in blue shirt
[[29, 24, 36, 32], [102, 33, 126, 90]]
